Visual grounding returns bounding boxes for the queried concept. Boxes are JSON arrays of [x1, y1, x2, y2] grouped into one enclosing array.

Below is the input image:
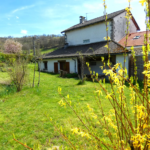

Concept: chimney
[[80, 16, 86, 24]]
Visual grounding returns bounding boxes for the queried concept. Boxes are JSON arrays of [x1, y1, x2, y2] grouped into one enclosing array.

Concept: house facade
[[39, 9, 140, 77]]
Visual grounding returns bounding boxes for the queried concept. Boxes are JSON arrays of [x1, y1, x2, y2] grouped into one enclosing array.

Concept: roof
[[42, 41, 129, 59], [119, 31, 150, 47], [61, 9, 140, 33]]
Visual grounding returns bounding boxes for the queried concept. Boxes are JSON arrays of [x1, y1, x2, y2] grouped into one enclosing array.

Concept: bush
[[0, 63, 4, 67], [1, 67, 6, 72], [4, 39, 22, 54], [64, 73, 78, 78], [7, 58, 29, 92]]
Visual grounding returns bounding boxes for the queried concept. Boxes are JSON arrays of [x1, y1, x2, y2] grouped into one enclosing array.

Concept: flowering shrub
[[4, 39, 22, 54], [57, 0, 150, 150], [14, 0, 150, 149]]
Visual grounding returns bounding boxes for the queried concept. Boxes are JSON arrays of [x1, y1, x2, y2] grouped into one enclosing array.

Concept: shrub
[[4, 39, 22, 54], [7, 57, 29, 92], [0, 63, 4, 67]]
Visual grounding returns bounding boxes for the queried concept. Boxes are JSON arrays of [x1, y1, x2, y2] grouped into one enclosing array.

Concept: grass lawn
[[0, 69, 131, 149], [41, 47, 58, 54], [28, 47, 58, 55]]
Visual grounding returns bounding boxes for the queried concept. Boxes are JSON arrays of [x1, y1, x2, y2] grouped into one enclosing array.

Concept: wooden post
[[33, 37, 36, 56]]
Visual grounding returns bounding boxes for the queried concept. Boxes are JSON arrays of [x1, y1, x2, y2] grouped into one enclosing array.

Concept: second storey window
[[83, 39, 90, 43]]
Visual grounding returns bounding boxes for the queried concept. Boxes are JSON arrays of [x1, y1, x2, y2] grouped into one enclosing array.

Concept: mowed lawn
[[0, 70, 131, 149]]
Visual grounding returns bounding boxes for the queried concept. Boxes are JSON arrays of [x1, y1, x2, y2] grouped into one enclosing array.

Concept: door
[[54, 62, 58, 73], [66, 62, 70, 73]]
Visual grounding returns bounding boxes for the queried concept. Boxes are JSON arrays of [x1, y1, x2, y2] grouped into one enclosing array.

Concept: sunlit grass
[[41, 47, 58, 54], [0, 69, 131, 149]]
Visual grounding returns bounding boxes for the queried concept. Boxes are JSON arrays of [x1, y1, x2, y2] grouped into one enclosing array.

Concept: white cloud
[[21, 30, 27, 34], [12, 5, 35, 14], [16, 16, 19, 19]]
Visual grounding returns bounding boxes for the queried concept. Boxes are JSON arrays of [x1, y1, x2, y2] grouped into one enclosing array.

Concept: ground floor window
[[44, 61, 48, 70]]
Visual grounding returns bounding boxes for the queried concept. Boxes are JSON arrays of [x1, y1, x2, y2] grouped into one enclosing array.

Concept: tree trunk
[[38, 62, 41, 87], [32, 61, 36, 87], [80, 56, 84, 83]]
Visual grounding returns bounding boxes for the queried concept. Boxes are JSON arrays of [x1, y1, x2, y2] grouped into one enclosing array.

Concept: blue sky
[[0, 0, 146, 37]]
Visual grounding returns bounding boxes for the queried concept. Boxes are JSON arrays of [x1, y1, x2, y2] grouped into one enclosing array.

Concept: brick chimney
[[80, 16, 86, 24]]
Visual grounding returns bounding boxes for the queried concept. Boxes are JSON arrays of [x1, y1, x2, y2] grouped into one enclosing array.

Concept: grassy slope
[[28, 47, 58, 55], [0, 70, 131, 149], [41, 47, 58, 54]]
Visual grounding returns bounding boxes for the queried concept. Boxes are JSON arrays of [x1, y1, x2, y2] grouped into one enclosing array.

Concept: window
[[133, 36, 140, 39], [83, 39, 90, 43], [90, 61, 96, 66]]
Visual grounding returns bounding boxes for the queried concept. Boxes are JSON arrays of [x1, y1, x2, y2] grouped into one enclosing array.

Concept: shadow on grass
[[125, 80, 144, 91], [77, 80, 86, 85], [0, 84, 16, 98], [42, 72, 60, 76]]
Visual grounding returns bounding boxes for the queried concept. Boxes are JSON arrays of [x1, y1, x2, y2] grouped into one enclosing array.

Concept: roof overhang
[[41, 52, 131, 60]]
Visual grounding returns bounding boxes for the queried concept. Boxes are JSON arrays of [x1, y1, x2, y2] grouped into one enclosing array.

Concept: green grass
[[28, 47, 58, 55], [41, 47, 58, 54], [0, 69, 131, 149]]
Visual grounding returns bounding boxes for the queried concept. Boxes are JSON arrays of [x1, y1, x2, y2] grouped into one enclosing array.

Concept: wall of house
[[66, 21, 112, 46], [84, 61, 104, 75], [83, 56, 116, 75], [116, 54, 129, 75], [113, 12, 137, 42], [39, 57, 78, 73]]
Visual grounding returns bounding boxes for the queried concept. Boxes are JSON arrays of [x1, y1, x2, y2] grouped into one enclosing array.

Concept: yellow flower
[[71, 128, 78, 134], [139, 0, 146, 6], [104, 45, 108, 48], [106, 94, 111, 99], [108, 36, 111, 40]]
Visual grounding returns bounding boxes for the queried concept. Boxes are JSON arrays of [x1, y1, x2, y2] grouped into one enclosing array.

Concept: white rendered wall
[[66, 22, 111, 46], [116, 54, 129, 75], [39, 57, 78, 73], [84, 60, 110, 75]]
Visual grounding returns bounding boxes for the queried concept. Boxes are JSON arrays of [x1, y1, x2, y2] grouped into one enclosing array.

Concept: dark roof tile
[[42, 41, 127, 59], [61, 9, 126, 33]]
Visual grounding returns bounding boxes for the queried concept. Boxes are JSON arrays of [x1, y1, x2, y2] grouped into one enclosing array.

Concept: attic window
[[133, 36, 140, 39], [83, 39, 90, 43]]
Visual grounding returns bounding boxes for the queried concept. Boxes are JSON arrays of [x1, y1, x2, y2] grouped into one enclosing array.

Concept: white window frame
[[83, 39, 90, 43]]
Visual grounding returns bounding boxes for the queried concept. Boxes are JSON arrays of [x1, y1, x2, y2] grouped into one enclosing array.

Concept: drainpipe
[[72, 58, 76, 73]]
